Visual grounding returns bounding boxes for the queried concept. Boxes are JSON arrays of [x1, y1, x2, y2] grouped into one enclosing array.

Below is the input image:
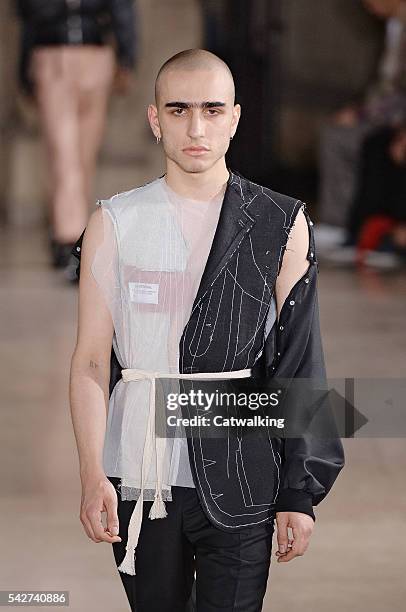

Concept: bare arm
[[275, 206, 310, 319], [69, 207, 121, 544]]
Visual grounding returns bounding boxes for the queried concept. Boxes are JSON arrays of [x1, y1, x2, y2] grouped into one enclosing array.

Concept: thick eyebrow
[[164, 101, 226, 109]]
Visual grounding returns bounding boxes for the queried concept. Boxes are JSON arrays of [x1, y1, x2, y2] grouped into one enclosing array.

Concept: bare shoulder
[[80, 206, 109, 266], [276, 206, 310, 276], [275, 206, 310, 313], [285, 206, 309, 257]]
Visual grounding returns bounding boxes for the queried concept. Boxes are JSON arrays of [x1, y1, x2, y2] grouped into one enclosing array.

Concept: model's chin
[[183, 152, 210, 163], [179, 156, 212, 173]]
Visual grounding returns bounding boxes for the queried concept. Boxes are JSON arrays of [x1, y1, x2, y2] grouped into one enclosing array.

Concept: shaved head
[[155, 48, 235, 106]]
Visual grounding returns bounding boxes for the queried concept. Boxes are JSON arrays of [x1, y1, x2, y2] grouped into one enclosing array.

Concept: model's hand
[[274, 511, 314, 562], [80, 473, 122, 544]]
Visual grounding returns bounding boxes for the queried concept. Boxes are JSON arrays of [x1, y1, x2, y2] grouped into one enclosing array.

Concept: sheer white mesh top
[[91, 175, 227, 502]]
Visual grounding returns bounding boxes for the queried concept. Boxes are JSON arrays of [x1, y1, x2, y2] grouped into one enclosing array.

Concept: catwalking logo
[[166, 389, 285, 429]]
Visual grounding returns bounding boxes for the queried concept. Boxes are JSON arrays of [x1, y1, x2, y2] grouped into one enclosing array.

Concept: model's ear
[[147, 103, 161, 139]]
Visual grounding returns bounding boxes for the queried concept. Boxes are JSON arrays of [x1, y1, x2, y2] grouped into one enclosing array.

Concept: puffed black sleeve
[[266, 206, 345, 521], [107, 0, 137, 68]]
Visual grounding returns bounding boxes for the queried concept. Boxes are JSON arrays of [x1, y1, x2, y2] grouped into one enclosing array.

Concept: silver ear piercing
[[156, 135, 161, 144]]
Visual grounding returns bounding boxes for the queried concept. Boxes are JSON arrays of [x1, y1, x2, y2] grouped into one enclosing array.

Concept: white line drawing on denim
[[235, 447, 249, 507], [184, 385, 273, 526], [193, 428, 273, 521], [193, 388, 275, 518], [187, 291, 213, 357], [226, 402, 230, 479], [236, 421, 275, 508], [225, 269, 270, 306], [248, 234, 273, 290], [222, 252, 239, 371], [179, 206, 255, 324], [178, 177, 292, 520], [188, 273, 224, 360], [242, 275, 268, 367], [230, 289, 243, 371]]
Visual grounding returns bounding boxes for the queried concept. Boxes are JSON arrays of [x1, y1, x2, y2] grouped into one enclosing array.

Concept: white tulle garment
[[91, 176, 227, 501]]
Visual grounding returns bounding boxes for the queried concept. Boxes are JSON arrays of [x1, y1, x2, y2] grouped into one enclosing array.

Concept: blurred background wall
[[0, 0, 386, 228]]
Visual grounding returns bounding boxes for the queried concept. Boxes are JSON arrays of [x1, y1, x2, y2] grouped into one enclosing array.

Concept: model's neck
[[164, 161, 230, 201]]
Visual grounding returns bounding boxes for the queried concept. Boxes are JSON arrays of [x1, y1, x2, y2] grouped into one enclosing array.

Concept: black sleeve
[[269, 209, 345, 521], [107, 0, 137, 68], [274, 292, 345, 521], [70, 229, 86, 281]]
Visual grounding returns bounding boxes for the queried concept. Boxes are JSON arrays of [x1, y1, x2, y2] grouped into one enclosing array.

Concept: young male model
[[69, 48, 345, 612]]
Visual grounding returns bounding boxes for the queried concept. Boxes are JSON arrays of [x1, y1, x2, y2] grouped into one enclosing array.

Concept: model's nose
[[187, 110, 205, 139]]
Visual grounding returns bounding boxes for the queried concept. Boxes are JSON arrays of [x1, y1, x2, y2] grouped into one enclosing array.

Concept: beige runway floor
[[1, 223, 405, 612]]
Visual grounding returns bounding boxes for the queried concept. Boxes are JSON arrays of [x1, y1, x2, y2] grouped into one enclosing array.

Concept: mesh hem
[[119, 485, 173, 502]]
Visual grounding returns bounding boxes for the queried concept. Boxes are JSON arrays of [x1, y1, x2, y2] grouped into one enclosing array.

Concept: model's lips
[[184, 146, 209, 151], [183, 146, 210, 155]]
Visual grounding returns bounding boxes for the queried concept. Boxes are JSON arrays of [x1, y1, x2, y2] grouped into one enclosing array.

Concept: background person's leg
[[75, 46, 115, 205], [31, 47, 88, 244], [318, 121, 372, 227], [346, 126, 397, 244], [108, 478, 195, 612]]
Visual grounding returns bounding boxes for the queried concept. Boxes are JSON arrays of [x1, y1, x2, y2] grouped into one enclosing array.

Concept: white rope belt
[[117, 367, 252, 575]]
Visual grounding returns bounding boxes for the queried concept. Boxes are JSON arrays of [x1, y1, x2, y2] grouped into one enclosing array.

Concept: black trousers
[[107, 476, 275, 612]]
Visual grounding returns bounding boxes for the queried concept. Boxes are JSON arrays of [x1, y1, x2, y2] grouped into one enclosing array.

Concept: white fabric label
[[129, 282, 159, 304]]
